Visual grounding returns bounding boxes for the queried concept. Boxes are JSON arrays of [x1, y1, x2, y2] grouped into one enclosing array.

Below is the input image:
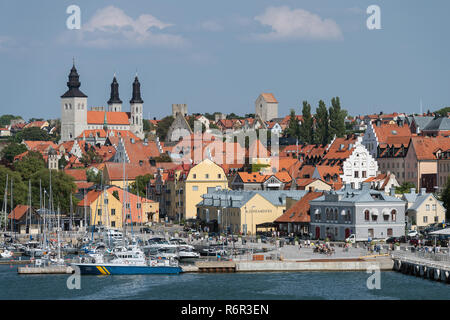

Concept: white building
[[341, 140, 378, 189], [60, 63, 144, 143]]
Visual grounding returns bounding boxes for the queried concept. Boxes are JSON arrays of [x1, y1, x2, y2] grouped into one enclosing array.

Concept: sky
[[0, 0, 449, 121]]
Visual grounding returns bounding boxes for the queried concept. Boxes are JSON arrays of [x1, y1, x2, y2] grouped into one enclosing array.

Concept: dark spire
[[130, 76, 143, 104], [61, 62, 87, 98], [108, 75, 122, 104]]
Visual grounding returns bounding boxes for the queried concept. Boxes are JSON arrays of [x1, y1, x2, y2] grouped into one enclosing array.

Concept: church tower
[[60, 62, 87, 142], [130, 75, 144, 139], [107, 75, 122, 112]]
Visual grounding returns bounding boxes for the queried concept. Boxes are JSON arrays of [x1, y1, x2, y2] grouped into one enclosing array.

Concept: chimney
[[390, 188, 395, 196], [397, 119, 404, 127], [375, 119, 381, 127], [419, 188, 426, 195], [410, 188, 416, 194]]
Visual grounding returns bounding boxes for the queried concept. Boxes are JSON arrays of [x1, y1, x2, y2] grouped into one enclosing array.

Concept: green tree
[[30, 168, 78, 214], [313, 100, 330, 145], [12, 127, 52, 142], [1, 142, 27, 164], [434, 107, 450, 117], [80, 149, 102, 167], [0, 115, 22, 127], [86, 168, 102, 185], [0, 165, 27, 212], [285, 109, 300, 139], [129, 174, 154, 196], [440, 177, 450, 220], [395, 182, 416, 194], [299, 101, 314, 144], [156, 116, 174, 141], [329, 97, 347, 138], [14, 151, 46, 181]]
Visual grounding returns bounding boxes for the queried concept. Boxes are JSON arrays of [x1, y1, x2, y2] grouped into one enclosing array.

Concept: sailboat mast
[[27, 180, 31, 234], [10, 178, 13, 236], [2, 174, 7, 232], [57, 205, 61, 261]]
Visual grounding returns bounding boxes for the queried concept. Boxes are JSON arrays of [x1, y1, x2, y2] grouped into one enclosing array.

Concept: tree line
[[284, 97, 347, 145]]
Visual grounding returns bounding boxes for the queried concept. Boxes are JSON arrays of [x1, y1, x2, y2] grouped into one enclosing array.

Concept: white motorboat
[[177, 246, 200, 260], [0, 249, 13, 259]]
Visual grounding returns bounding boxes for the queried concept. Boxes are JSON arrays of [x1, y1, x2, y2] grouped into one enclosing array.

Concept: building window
[[426, 204, 430, 211], [423, 216, 428, 223], [391, 209, 397, 221], [354, 171, 359, 178], [137, 203, 141, 209], [218, 174, 222, 179], [193, 174, 196, 179], [98, 209, 102, 216], [192, 186, 198, 191], [387, 228, 393, 236], [111, 209, 116, 216], [205, 174, 209, 179], [365, 210, 370, 221], [435, 216, 439, 222], [432, 204, 436, 211], [372, 214, 378, 221], [362, 171, 367, 178], [111, 221, 116, 227]]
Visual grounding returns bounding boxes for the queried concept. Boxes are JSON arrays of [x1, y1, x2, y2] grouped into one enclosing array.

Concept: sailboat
[[71, 141, 182, 275]]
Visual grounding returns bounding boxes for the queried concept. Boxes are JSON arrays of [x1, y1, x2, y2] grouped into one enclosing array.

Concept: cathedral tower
[[60, 63, 87, 142], [107, 75, 122, 112], [130, 75, 144, 139]]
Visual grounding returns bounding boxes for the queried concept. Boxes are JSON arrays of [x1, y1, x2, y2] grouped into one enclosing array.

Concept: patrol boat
[[71, 246, 182, 275]]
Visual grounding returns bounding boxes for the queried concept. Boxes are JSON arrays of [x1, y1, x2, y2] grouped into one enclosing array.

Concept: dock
[[17, 266, 74, 274], [0, 259, 32, 265], [392, 252, 450, 283]]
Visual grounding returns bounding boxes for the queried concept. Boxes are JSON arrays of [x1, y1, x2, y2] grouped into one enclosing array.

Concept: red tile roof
[[275, 192, 323, 223], [87, 111, 130, 125], [64, 169, 87, 182], [8, 205, 31, 221], [261, 93, 278, 103], [411, 136, 450, 160]]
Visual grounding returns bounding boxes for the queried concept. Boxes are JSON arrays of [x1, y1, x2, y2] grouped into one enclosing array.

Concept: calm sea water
[[0, 265, 448, 300]]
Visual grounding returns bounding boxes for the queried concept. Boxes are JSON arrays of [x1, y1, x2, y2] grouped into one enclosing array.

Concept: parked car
[[141, 227, 153, 234], [385, 237, 399, 244], [409, 238, 419, 246], [407, 230, 418, 237]]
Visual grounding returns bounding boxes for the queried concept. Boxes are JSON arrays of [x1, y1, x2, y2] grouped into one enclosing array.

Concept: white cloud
[[253, 6, 343, 41], [68, 6, 186, 48], [200, 20, 224, 32]]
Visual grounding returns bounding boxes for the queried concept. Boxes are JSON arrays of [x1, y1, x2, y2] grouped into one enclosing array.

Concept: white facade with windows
[[341, 142, 378, 189]]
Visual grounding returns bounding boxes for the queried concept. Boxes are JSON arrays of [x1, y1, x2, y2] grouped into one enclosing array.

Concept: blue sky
[[0, 0, 449, 121]]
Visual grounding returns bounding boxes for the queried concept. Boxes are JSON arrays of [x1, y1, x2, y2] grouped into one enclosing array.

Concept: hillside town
[[0, 62, 449, 246]]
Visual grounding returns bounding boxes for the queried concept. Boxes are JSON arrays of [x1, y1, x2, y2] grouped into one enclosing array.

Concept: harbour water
[[0, 265, 448, 300]]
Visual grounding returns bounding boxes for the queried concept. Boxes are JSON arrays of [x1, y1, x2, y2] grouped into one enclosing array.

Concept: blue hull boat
[[72, 263, 182, 275]]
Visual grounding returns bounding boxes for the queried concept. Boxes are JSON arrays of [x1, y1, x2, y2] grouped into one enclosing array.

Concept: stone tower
[[255, 93, 278, 123], [107, 75, 122, 112], [60, 63, 88, 142], [130, 75, 144, 139], [172, 104, 188, 118]]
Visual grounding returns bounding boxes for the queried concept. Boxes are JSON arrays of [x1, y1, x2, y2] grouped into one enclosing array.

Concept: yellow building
[[197, 189, 307, 235], [77, 186, 159, 228], [403, 188, 446, 229], [164, 159, 229, 222]]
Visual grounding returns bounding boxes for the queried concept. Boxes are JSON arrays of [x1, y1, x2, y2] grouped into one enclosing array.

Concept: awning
[[371, 209, 379, 216], [341, 209, 346, 216], [314, 209, 320, 214], [429, 228, 450, 235]]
